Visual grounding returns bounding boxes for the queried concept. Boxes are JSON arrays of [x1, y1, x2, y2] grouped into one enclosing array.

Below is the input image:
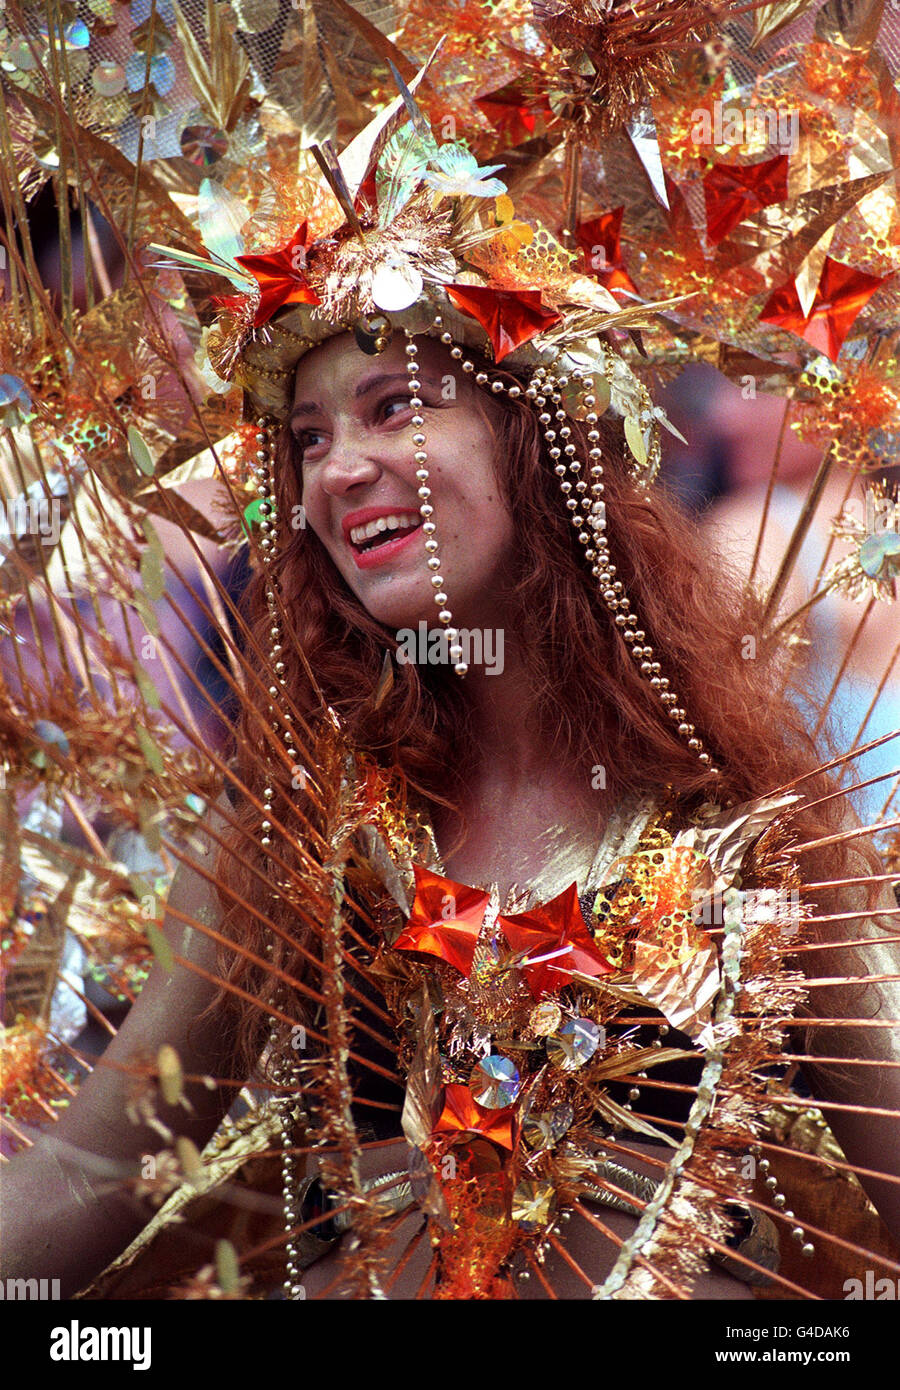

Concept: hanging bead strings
[[252, 414, 308, 1298], [404, 328, 466, 676], [421, 321, 718, 775]]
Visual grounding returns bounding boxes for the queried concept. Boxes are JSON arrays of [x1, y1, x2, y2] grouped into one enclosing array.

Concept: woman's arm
[[0, 796, 239, 1297]]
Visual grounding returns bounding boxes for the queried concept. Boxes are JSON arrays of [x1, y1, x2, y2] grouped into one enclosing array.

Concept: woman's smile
[[341, 505, 423, 568]]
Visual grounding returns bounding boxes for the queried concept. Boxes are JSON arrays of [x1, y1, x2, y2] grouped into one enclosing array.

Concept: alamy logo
[[843, 1272, 900, 1299], [691, 100, 799, 153], [0, 495, 61, 547], [395, 621, 505, 675], [0, 1276, 61, 1299], [50, 1321, 152, 1371]]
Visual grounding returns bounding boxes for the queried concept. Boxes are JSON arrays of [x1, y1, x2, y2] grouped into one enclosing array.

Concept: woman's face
[[290, 334, 517, 632]]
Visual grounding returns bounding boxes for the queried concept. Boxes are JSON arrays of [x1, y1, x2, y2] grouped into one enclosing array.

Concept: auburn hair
[[212, 341, 884, 1084]]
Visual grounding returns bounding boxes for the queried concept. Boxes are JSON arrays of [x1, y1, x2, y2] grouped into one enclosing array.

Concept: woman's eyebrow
[[290, 370, 441, 422]]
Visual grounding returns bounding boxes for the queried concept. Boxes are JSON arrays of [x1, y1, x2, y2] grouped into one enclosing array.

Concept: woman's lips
[[350, 522, 423, 569]]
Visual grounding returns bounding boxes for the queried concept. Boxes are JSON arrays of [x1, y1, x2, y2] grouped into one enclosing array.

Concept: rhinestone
[[546, 1018, 602, 1071], [468, 1054, 520, 1108], [511, 1180, 556, 1228], [180, 119, 229, 166]]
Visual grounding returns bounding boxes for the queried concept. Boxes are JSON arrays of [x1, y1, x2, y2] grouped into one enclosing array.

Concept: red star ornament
[[392, 863, 491, 976], [445, 284, 562, 362], [433, 1084, 516, 1150], [234, 222, 321, 327], [575, 208, 638, 297], [703, 154, 789, 245], [759, 257, 893, 362], [498, 882, 615, 999], [475, 86, 553, 145]]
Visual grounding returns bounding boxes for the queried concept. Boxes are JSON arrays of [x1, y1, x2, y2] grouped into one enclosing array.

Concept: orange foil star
[[445, 284, 562, 362], [576, 208, 638, 296], [759, 257, 893, 362], [475, 85, 554, 144], [393, 864, 491, 976], [499, 883, 615, 999], [433, 1084, 516, 1149], [234, 223, 321, 327], [702, 154, 789, 245]]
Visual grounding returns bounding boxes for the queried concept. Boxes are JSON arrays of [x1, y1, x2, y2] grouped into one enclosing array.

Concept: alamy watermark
[[691, 100, 799, 154], [50, 1320, 151, 1370], [693, 887, 803, 937], [395, 621, 504, 675], [843, 1272, 900, 1299], [0, 1276, 61, 1299], [0, 495, 61, 547], [845, 486, 900, 535]]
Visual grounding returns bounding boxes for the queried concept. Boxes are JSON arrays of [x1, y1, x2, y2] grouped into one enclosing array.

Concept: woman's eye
[[380, 397, 412, 420], [295, 429, 329, 457]]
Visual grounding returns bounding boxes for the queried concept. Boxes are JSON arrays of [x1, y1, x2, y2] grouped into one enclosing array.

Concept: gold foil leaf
[[157, 1043, 183, 1105], [401, 981, 443, 1150], [128, 426, 155, 477], [674, 791, 801, 894], [633, 929, 720, 1037], [815, 0, 886, 50], [624, 415, 648, 467], [751, 0, 820, 47], [146, 920, 173, 974]]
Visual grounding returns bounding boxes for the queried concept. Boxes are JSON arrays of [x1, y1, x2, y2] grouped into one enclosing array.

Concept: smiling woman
[[204, 315, 900, 1300], [3, 11, 900, 1309]]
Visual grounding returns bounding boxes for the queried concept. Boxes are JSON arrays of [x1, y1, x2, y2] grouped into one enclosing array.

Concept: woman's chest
[[436, 781, 610, 903]]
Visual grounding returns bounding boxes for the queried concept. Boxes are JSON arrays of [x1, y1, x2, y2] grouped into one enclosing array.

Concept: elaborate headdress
[[150, 50, 719, 776]]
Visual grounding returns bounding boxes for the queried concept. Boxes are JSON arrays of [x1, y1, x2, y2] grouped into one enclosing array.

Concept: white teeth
[[349, 513, 419, 546]]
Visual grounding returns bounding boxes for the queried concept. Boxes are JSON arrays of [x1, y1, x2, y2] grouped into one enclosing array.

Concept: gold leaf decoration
[[750, 0, 821, 48]]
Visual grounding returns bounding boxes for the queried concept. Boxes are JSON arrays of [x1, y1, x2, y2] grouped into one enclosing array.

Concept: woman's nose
[[317, 426, 383, 495]]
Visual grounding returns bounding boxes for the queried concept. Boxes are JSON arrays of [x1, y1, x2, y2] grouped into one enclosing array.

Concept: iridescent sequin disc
[[546, 1017, 602, 1071], [92, 62, 126, 97], [522, 1102, 575, 1151], [469, 1054, 520, 1108], [180, 122, 229, 166], [860, 531, 900, 580], [371, 258, 424, 311], [126, 52, 175, 95], [511, 1179, 556, 1227]]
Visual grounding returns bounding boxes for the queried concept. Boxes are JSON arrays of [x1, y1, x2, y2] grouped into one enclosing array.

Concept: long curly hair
[[211, 341, 884, 1085]]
